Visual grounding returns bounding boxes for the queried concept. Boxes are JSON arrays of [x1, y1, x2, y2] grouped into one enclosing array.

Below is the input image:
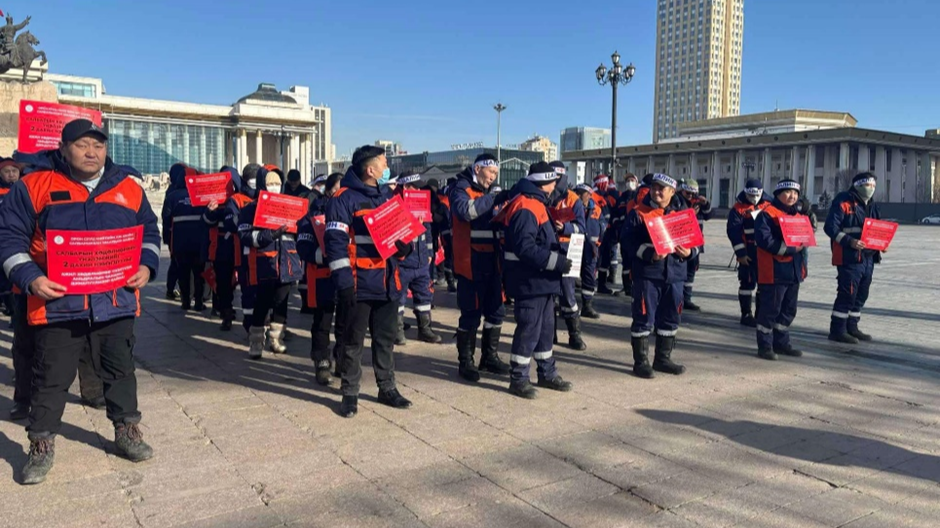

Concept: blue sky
[[16, 0, 940, 157]]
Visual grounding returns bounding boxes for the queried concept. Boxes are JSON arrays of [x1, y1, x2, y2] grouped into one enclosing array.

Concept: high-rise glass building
[[653, 0, 744, 143], [560, 127, 612, 154]]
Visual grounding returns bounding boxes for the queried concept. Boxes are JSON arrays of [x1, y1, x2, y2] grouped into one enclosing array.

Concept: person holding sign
[[621, 173, 695, 379], [449, 153, 512, 383], [678, 180, 713, 311], [824, 172, 884, 344], [574, 184, 603, 319], [726, 179, 773, 328], [325, 146, 414, 418], [162, 163, 209, 312], [493, 162, 574, 399], [0, 118, 161, 484], [548, 161, 588, 351], [753, 179, 808, 360], [297, 172, 345, 386], [393, 171, 443, 344], [237, 167, 303, 358]]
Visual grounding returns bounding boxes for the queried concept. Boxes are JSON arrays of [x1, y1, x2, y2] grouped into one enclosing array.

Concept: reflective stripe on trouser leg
[[772, 283, 799, 349], [757, 284, 784, 350], [831, 264, 866, 335], [559, 277, 579, 318], [510, 295, 555, 383], [632, 278, 682, 337], [848, 260, 873, 330], [534, 295, 558, 381]]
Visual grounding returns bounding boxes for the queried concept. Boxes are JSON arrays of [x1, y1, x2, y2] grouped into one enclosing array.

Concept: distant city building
[[926, 129, 940, 139], [563, 109, 940, 209], [44, 72, 333, 177], [375, 140, 404, 157], [669, 109, 857, 142], [388, 147, 544, 188], [519, 135, 558, 162], [654, 0, 744, 143], [560, 127, 611, 154]]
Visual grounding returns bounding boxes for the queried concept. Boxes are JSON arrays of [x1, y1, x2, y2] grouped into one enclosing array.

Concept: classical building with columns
[[563, 109, 940, 209], [42, 73, 332, 178]]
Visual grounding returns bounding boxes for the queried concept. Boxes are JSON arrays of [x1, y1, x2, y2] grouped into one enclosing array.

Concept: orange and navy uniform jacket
[[296, 210, 333, 309], [823, 189, 882, 267], [236, 167, 303, 285], [162, 164, 207, 255], [204, 167, 253, 267], [0, 151, 161, 326], [611, 189, 637, 236], [551, 189, 586, 251], [493, 179, 563, 300], [449, 167, 507, 281], [621, 194, 696, 284], [590, 190, 609, 237], [323, 168, 403, 302], [627, 185, 650, 215], [726, 190, 772, 259], [754, 198, 808, 285], [583, 195, 603, 248]]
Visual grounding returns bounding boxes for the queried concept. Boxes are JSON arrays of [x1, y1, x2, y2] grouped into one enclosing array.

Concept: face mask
[[266, 185, 280, 194], [246, 179, 256, 190], [376, 168, 391, 186], [857, 185, 875, 201], [626, 181, 638, 191], [746, 194, 759, 205]]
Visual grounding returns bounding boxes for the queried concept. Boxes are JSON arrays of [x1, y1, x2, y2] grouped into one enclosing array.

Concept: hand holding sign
[[363, 196, 425, 260], [45, 226, 144, 295]]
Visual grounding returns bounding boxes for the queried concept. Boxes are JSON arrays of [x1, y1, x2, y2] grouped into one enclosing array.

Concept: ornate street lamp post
[[596, 51, 635, 175]]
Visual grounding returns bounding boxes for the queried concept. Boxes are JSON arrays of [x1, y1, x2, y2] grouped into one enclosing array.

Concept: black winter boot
[[21, 436, 55, 485], [631, 336, 654, 379], [565, 316, 587, 351], [581, 295, 600, 319], [456, 329, 480, 382], [509, 380, 538, 399], [114, 423, 154, 462], [220, 308, 235, 331], [480, 326, 511, 375], [395, 313, 407, 346], [847, 325, 872, 342], [652, 335, 686, 375], [597, 271, 614, 294], [415, 311, 442, 344]]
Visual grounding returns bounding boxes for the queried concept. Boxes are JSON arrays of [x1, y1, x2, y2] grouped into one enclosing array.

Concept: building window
[[51, 81, 97, 98], [869, 146, 877, 171], [886, 149, 893, 171]]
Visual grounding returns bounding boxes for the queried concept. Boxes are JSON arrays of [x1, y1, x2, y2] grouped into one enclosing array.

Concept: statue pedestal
[[0, 80, 57, 156]]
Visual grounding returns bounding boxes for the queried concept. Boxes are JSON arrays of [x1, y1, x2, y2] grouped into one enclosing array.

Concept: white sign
[[564, 233, 586, 278]]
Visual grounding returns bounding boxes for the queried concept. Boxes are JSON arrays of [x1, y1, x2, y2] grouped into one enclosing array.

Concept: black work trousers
[[251, 282, 291, 327], [165, 258, 179, 293], [28, 317, 140, 438], [339, 299, 398, 397], [174, 251, 205, 304], [12, 295, 103, 405], [311, 301, 344, 364], [214, 260, 236, 315]]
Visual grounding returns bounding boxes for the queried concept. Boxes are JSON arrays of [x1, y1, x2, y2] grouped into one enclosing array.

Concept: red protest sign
[[778, 215, 817, 247], [312, 215, 327, 249], [403, 190, 431, 223], [253, 191, 308, 234], [435, 245, 445, 266], [549, 207, 576, 224], [645, 209, 705, 256], [18, 100, 103, 154], [185, 172, 234, 206], [45, 226, 143, 295], [202, 266, 217, 293], [363, 196, 426, 260], [861, 219, 898, 251]]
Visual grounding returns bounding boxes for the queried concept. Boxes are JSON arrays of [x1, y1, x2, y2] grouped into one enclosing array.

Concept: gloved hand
[[494, 190, 510, 206], [394, 240, 413, 258], [559, 258, 573, 275], [337, 287, 356, 310], [272, 225, 289, 238]]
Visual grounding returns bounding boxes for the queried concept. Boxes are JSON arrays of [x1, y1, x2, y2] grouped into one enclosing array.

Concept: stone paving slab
[[0, 222, 938, 527]]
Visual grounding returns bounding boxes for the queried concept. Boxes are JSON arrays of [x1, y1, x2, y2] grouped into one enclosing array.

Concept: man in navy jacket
[[324, 146, 413, 418], [0, 119, 160, 484]]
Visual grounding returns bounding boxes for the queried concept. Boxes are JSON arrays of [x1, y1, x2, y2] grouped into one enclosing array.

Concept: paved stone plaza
[[1, 220, 938, 528]]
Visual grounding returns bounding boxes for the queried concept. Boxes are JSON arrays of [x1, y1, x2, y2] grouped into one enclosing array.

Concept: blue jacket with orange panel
[[754, 198, 808, 284], [493, 179, 563, 300], [236, 167, 303, 285], [551, 189, 586, 252], [726, 191, 773, 259], [324, 168, 403, 302], [449, 167, 506, 281], [162, 164, 208, 255], [0, 150, 161, 326], [621, 193, 697, 284], [203, 166, 253, 267], [823, 189, 882, 267], [296, 212, 334, 308]]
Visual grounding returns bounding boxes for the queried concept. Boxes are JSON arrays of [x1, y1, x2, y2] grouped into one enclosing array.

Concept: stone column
[[735, 150, 746, 195], [790, 146, 799, 182], [648, 155, 655, 174], [805, 144, 816, 201], [627, 157, 636, 175], [667, 154, 676, 177], [891, 148, 903, 202], [255, 130, 263, 165], [237, 129, 248, 171], [711, 151, 721, 205], [198, 129, 207, 172], [874, 146, 887, 202], [839, 142, 850, 172], [762, 147, 772, 189], [857, 144, 870, 175]]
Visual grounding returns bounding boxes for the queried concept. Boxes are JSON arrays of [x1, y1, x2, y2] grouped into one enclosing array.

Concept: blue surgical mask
[[377, 168, 391, 185]]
